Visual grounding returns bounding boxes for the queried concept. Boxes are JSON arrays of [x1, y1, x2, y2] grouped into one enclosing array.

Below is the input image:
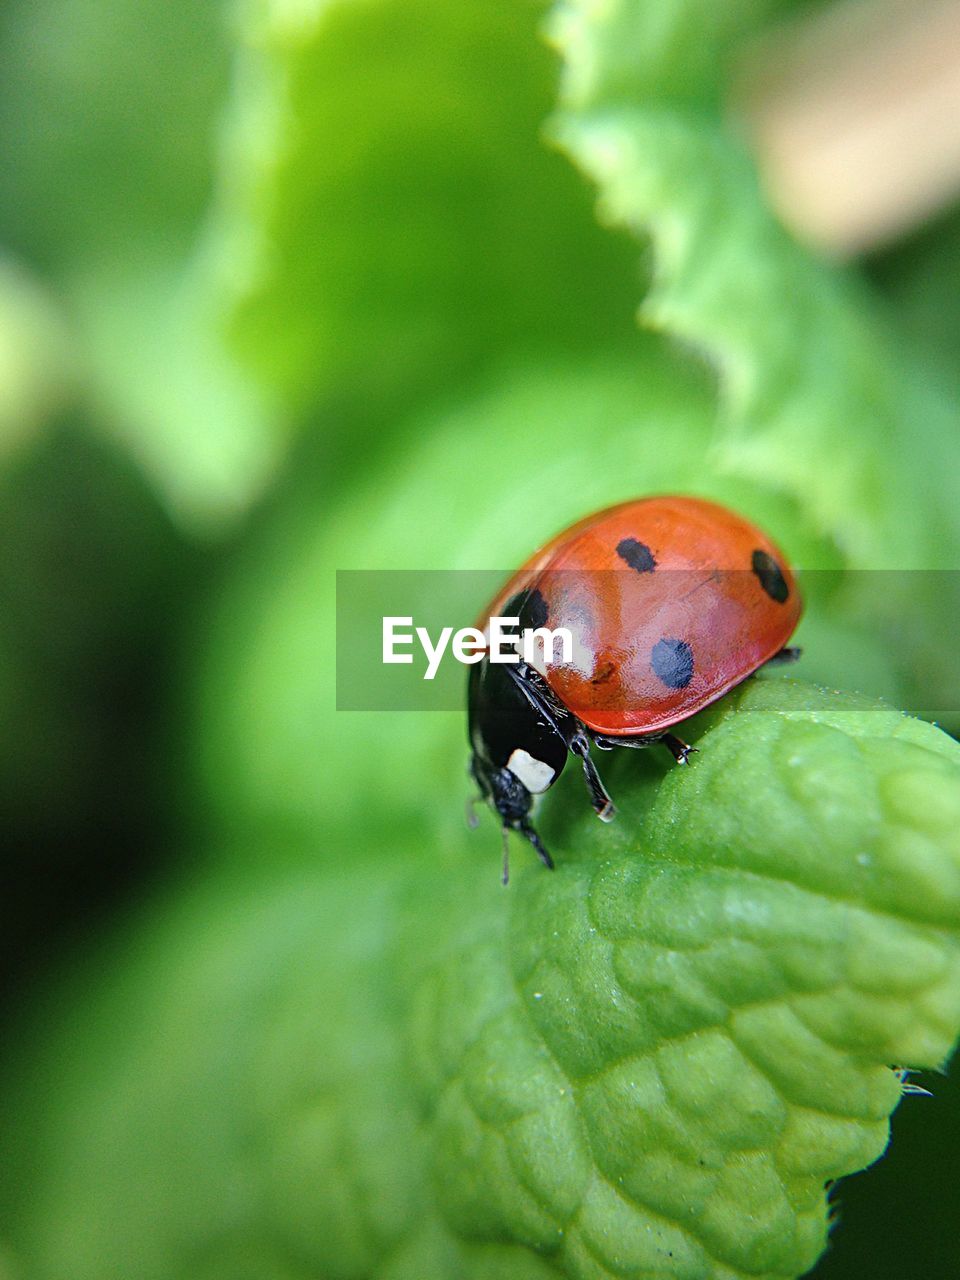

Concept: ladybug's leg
[[593, 730, 697, 767], [498, 819, 554, 885], [660, 732, 697, 765], [569, 733, 616, 822], [592, 732, 662, 750], [517, 818, 555, 872], [763, 646, 802, 666]]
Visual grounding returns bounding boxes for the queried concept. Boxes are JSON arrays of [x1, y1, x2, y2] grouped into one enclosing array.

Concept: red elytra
[[468, 495, 803, 877], [482, 495, 802, 735]]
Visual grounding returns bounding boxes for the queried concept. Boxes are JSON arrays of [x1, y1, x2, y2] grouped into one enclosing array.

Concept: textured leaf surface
[[5, 682, 960, 1280]]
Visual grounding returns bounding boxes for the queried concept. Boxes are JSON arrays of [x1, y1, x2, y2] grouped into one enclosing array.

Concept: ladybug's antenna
[[501, 827, 511, 885]]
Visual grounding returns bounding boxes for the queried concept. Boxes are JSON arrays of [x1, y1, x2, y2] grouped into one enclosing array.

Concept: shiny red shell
[[482, 496, 802, 736]]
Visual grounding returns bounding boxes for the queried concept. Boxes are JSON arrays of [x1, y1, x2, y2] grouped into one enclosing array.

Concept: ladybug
[[468, 496, 802, 879]]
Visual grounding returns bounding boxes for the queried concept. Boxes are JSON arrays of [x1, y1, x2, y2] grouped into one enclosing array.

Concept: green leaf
[[0, 423, 192, 956], [869, 207, 960, 394], [0, 257, 72, 460], [547, 0, 960, 571], [0, 0, 278, 529], [69, 257, 282, 531], [214, 0, 640, 424], [0, 0, 224, 272], [5, 682, 960, 1280]]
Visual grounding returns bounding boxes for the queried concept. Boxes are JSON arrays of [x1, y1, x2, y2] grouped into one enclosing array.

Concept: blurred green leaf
[[869, 205, 960, 396], [0, 422, 196, 986], [213, 0, 641, 425], [548, 0, 960, 572], [0, 0, 224, 271], [5, 682, 960, 1279], [0, 0, 280, 528], [0, 258, 73, 459], [70, 256, 282, 529]]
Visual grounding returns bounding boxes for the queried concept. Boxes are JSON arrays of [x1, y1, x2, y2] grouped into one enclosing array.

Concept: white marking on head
[[507, 748, 556, 794]]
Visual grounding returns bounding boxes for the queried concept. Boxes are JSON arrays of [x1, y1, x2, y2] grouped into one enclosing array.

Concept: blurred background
[[0, 0, 958, 1276]]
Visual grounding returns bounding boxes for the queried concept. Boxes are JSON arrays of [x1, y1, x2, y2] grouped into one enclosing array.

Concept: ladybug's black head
[[467, 657, 572, 873]]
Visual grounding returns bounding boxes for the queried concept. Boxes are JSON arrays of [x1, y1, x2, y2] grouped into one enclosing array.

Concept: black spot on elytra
[[616, 537, 657, 573], [751, 550, 789, 603], [651, 638, 694, 689], [504, 588, 548, 629]]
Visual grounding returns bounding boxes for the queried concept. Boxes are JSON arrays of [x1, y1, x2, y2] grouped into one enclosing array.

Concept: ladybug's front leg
[[569, 733, 617, 823]]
